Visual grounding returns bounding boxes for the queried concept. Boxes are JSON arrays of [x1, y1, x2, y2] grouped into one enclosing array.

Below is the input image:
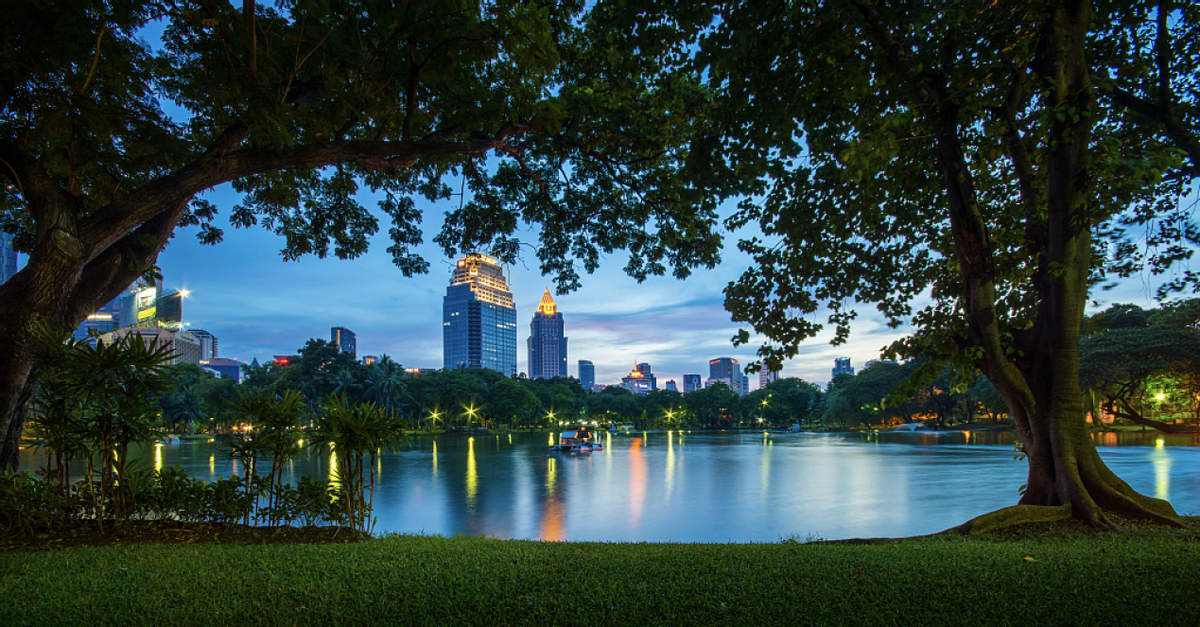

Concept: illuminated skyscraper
[[528, 288, 567, 379], [708, 357, 747, 396], [331, 326, 356, 358], [759, 369, 779, 390], [832, 357, 854, 378], [443, 254, 518, 376], [578, 360, 595, 389]]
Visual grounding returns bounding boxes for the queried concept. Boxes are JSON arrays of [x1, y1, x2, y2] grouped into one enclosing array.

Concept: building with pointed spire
[[621, 361, 657, 395], [443, 254, 518, 376], [527, 288, 567, 379]]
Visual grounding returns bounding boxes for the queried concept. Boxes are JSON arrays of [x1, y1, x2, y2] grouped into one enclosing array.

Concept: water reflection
[[1151, 439, 1171, 501], [628, 437, 647, 529], [665, 431, 676, 500], [466, 437, 477, 510], [21, 430, 1200, 542]]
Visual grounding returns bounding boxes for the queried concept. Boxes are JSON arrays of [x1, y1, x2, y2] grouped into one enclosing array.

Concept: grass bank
[[3, 526, 1200, 626]]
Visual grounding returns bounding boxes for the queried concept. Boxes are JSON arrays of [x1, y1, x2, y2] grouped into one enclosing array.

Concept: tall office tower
[[527, 288, 567, 379], [832, 357, 854, 378], [578, 359, 595, 389], [759, 369, 779, 390], [331, 327, 357, 358], [1, 232, 17, 284], [191, 329, 218, 360], [621, 362, 657, 395], [443, 254, 518, 376], [709, 357, 747, 395], [683, 374, 702, 394], [665, 379, 678, 392]]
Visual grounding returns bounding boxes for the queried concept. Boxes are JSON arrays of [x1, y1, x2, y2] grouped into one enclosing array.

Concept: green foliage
[[308, 394, 408, 534]]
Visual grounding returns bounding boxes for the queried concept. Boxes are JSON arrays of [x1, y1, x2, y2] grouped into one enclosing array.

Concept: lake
[[18, 429, 1200, 541]]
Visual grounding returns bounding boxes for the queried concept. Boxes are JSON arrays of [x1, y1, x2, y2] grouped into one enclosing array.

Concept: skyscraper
[[683, 374, 702, 394], [331, 326, 357, 358], [709, 357, 748, 395], [832, 357, 854, 378], [1, 232, 17, 284], [443, 254, 518, 376], [527, 288, 567, 379], [578, 359, 595, 389], [191, 329, 218, 360], [759, 369, 779, 390]]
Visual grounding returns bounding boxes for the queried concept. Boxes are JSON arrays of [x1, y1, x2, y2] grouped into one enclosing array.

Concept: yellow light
[[1155, 393, 1166, 401]]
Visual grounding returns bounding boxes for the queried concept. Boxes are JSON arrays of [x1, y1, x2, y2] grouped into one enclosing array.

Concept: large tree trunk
[[0, 199, 188, 470], [852, 0, 1182, 531], [975, 0, 1181, 530]]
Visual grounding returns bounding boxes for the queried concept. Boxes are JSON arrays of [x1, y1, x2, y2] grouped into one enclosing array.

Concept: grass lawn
[[3, 518, 1200, 626]]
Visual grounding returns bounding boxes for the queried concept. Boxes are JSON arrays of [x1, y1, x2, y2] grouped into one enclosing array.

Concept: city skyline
[[3, 186, 1180, 389]]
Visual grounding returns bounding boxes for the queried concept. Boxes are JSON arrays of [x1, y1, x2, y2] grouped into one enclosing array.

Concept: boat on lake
[[550, 427, 604, 452]]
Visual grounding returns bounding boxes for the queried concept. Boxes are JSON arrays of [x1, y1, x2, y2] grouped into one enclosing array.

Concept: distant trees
[[1080, 300, 1200, 433]]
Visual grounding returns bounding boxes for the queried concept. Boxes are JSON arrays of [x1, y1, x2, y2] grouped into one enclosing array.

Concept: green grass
[[3, 532, 1198, 626]]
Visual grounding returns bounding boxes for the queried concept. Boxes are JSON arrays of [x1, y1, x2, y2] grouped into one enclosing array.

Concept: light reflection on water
[[18, 429, 1200, 541]]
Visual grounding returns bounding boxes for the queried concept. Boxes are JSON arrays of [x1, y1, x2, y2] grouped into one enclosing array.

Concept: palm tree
[[308, 394, 407, 534], [365, 355, 407, 411]]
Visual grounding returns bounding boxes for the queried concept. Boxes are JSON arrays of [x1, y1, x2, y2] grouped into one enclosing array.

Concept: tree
[[1080, 304, 1200, 432], [0, 0, 722, 468], [706, 1, 1200, 529], [683, 382, 739, 428]]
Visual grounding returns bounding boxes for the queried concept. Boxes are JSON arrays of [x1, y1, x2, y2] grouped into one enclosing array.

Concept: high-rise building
[[683, 374, 702, 394], [191, 329, 218, 361], [578, 359, 595, 389], [527, 288, 567, 379], [759, 369, 779, 390], [1, 232, 17, 284], [832, 357, 854, 378], [74, 294, 123, 341], [709, 357, 748, 395], [621, 362, 657, 395], [443, 254, 518, 376], [665, 379, 678, 392], [331, 326, 357, 358]]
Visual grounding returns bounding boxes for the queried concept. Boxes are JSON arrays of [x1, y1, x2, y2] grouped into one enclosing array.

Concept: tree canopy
[[695, 0, 1200, 529], [0, 0, 724, 468]]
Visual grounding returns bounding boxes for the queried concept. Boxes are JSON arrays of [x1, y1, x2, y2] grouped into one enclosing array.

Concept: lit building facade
[[621, 362, 657, 395], [191, 329, 218, 361], [832, 357, 855, 378], [578, 359, 595, 389], [443, 254, 518, 376], [683, 374, 702, 394], [759, 369, 779, 390], [102, 328, 202, 365], [200, 357, 243, 382], [709, 357, 748, 396], [1, 232, 17, 284], [527, 288, 567, 379], [332, 326, 357, 358], [74, 294, 123, 341]]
